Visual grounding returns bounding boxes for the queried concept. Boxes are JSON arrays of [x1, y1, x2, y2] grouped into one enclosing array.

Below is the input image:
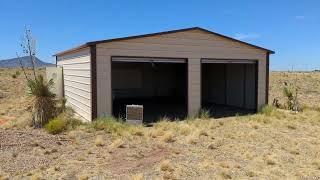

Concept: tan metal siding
[[57, 48, 92, 121], [96, 55, 112, 116], [188, 58, 201, 116], [96, 29, 267, 117], [257, 59, 266, 110], [244, 64, 257, 110]]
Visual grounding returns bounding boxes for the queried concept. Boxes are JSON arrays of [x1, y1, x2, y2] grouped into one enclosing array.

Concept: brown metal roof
[[54, 27, 275, 56]]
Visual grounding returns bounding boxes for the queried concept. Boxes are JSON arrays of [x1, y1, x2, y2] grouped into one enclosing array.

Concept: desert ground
[[0, 69, 320, 179]]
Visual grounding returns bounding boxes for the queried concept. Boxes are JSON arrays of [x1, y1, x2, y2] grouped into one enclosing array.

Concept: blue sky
[[0, 0, 319, 70]]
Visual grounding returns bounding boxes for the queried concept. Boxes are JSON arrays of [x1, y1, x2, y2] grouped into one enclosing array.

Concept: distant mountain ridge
[[0, 56, 55, 68]]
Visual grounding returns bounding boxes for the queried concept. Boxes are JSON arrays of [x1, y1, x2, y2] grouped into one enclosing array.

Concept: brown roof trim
[[54, 27, 275, 56], [54, 44, 89, 56]]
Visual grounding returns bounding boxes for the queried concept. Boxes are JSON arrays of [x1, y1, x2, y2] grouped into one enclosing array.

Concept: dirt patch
[[0, 119, 6, 125], [0, 128, 70, 174], [0, 69, 44, 125], [0, 116, 16, 125], [109, 147, 171, 175]]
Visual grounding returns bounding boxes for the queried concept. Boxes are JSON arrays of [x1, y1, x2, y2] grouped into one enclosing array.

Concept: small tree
[[16, 27, 56, 127]]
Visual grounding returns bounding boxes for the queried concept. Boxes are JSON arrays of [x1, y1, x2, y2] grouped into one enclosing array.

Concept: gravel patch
[[0, 128, 70, 175]]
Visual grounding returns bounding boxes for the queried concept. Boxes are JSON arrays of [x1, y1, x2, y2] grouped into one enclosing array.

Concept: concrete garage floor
[[113, 98, 187, 123], [202, 103, 255, 118], [113, 98, 254, 123]]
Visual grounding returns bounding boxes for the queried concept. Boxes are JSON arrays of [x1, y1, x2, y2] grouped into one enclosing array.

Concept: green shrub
[[197, 109, 210, 119], [91, 117, 130, 136], [44, 109, 83, 135], [11, 71, 21, 79], [56, 109, 83, 131], [45, 118, 67, 134], [15, 70, 21, 76], [260, 105, 275, 116]]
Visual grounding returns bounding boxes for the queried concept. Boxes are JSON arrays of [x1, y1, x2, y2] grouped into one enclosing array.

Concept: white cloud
[[234, 33, 260, 40], [295, 15, 305, 20]]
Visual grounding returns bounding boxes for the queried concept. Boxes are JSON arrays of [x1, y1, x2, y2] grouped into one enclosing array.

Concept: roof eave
[[53, 43, 90, 57], [54, 27, 275, 56], [195, 27, 275, 54]]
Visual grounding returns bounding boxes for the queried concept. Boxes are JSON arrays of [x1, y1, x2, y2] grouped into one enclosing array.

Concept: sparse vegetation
[[94, 135, 104, 146], [197, 108, 210, 119], [260, 105, 276, 116], [1, 71, 320, 179], [45, 109, 83, 134], [160, 160, 174, 172], [161, 131, 175, 143], [109, 138, 125, 149], [283, 81, 300, 111], [11, 70, 21, 79], [45, 118, 66, 134], [15, 28, 58, 128]]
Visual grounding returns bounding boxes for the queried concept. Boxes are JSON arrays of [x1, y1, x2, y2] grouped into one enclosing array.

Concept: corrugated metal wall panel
[[96, 29, 267, 117], [57, 48, 91, 121]]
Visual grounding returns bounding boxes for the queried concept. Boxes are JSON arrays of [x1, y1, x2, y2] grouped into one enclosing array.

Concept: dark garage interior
[[112, 60, 187, 123], [202, 62, 257, 118]]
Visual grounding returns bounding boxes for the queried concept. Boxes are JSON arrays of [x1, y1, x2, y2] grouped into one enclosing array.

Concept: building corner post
[[90, 45, 97, 120], [265, 52, 270, 105], [188, 58, 201, 117]]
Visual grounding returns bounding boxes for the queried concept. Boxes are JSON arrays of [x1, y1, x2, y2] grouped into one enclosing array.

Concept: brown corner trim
[[265, 52, 270, 105], [90, 45, 97, 120], [255, 62, 259, 112]]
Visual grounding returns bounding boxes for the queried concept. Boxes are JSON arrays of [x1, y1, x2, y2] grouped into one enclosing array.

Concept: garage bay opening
[[201, 59, 257, 118], [111, 57, 187, 123]]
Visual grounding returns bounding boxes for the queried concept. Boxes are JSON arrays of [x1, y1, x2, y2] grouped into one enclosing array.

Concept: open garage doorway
[[111, 57, 188, 123], [201, 59, 258, 118]]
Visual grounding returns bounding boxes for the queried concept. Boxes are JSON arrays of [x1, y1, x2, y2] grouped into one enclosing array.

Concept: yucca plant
[[27, 75, 56, 127], [16, 27, 58, 127], [283, 82, 300, 111]]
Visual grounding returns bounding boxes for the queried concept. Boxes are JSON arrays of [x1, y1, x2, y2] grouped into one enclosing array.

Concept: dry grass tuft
[[149, 128, 165, 138], [287, 124, 296, 130], [131, 173, 144, 180], [178, 124, 192, 136], [186, 133, 198, 144], [220, 170, 232, 179], [198, 129, 209, 136], [163, 172, 177, 180], [94, 135, 104, 146], [130, 127, 144, 136], [312, 161, 320, 170], [162, 132, 175, 143], [219, 162, 230, 169], [265, 156, 277, 165], [78, 175, 89, 180], [246, 170, 256, 177], [109, 138, 125, 149], [160, 160, 174, 172]]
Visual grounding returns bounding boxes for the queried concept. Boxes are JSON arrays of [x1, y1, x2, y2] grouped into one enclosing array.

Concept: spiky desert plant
[[283, 82, 300, 111], [28, 75, 56, 127], [16, 27, 58, 127]]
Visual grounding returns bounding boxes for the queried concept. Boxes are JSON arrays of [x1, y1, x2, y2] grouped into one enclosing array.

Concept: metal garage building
[[54, 27, 274, 122]]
